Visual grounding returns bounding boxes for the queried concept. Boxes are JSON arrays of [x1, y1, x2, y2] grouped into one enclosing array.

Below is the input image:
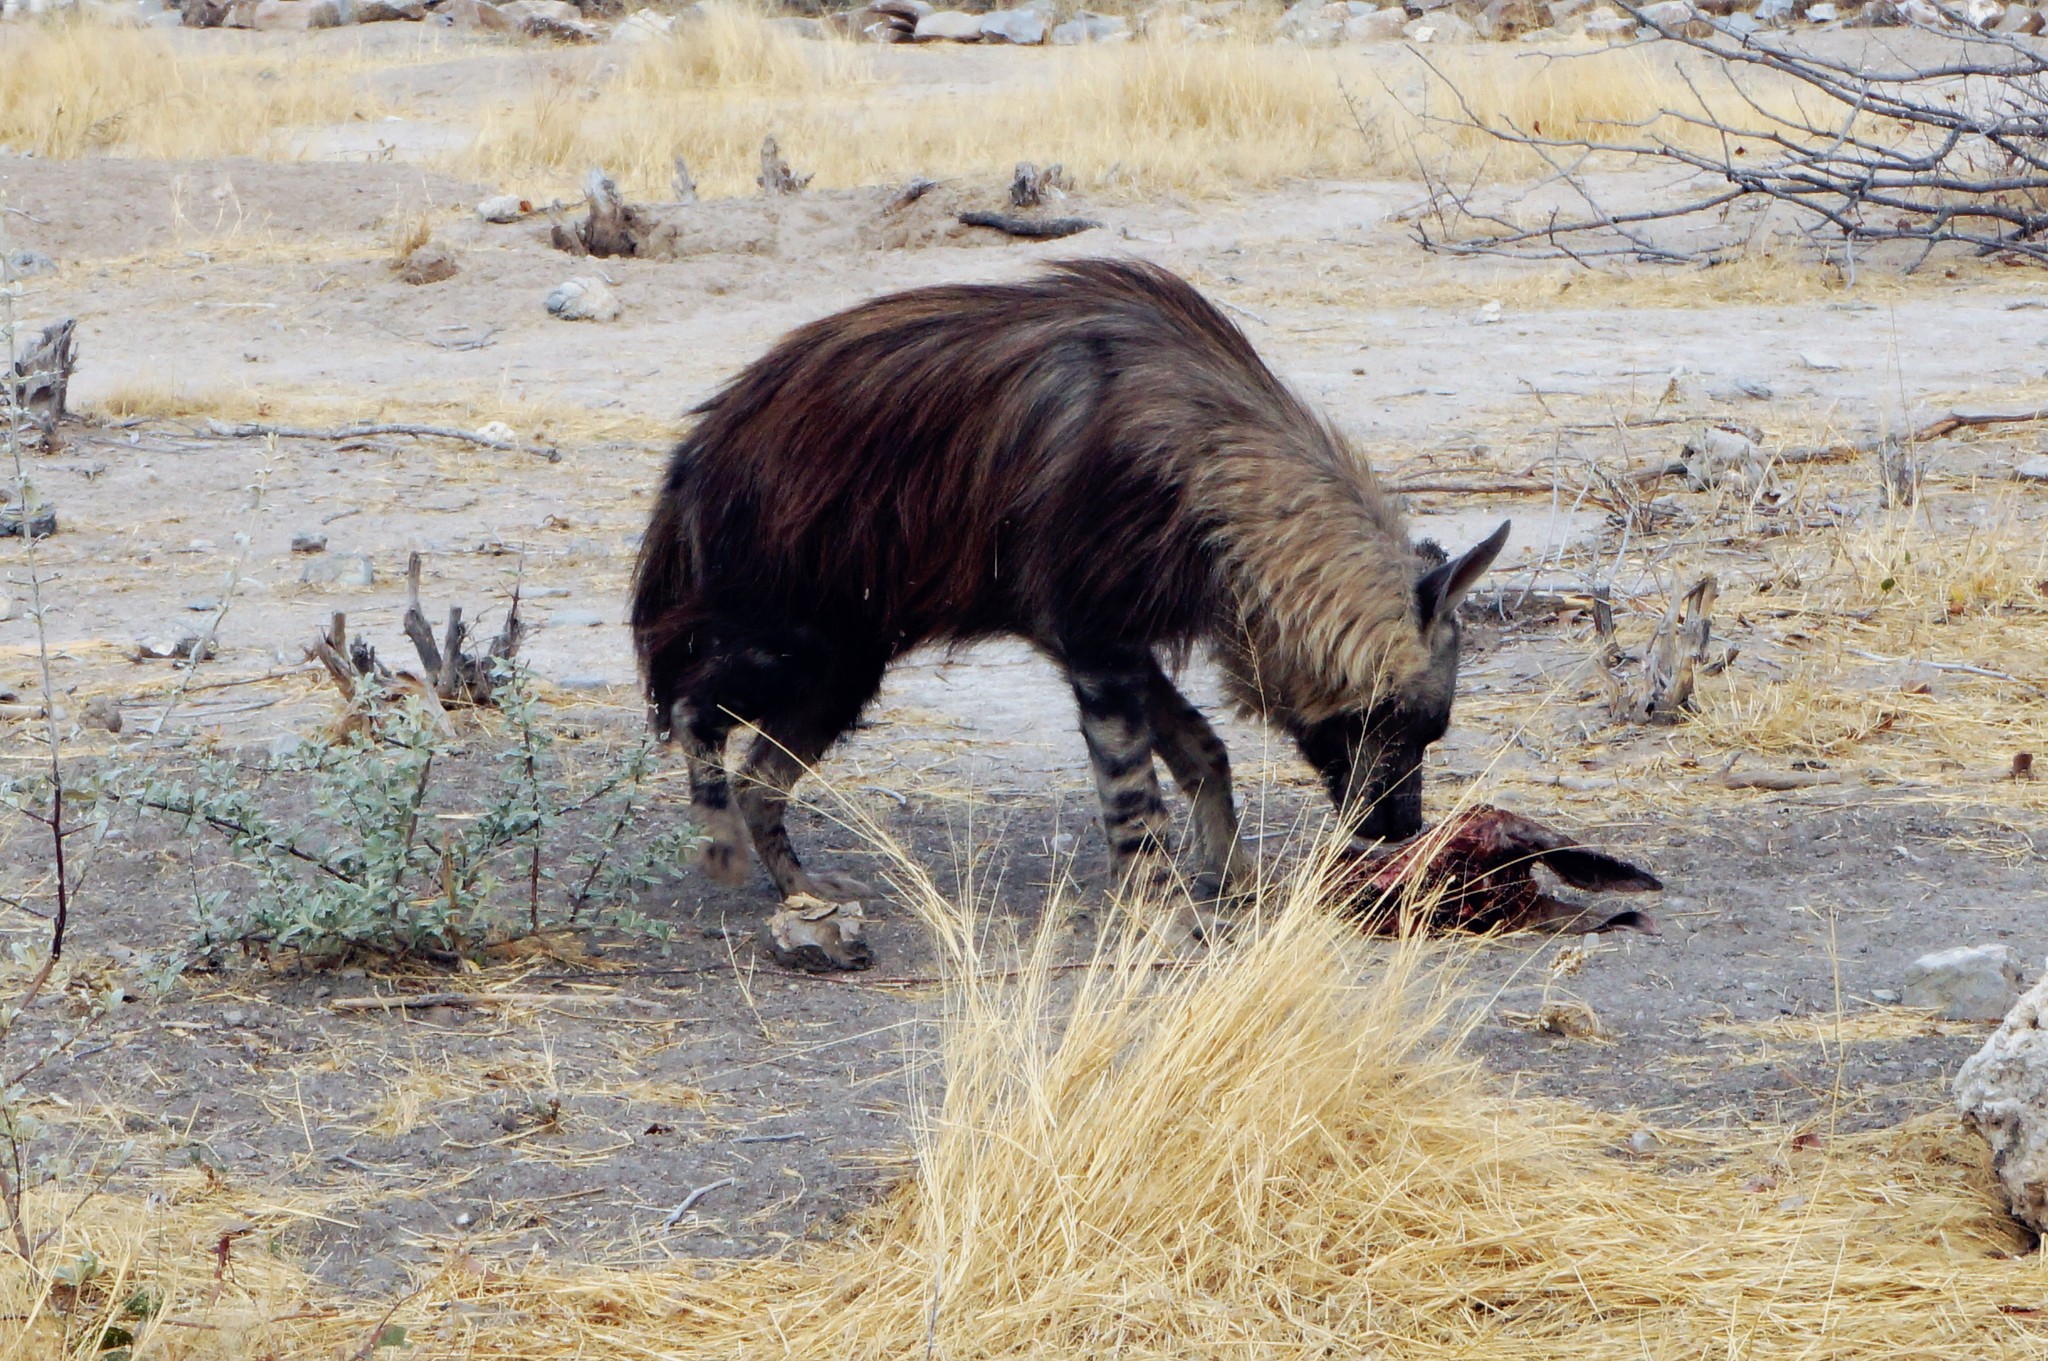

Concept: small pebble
[[223, 1009, 245, 1026], [1627, 1128, 1659, 1156], [291, 532, 329, 554], [1871, 987, 1901, 1005], [186, 598, 220, 612], [455, 1211, 475, 1228]]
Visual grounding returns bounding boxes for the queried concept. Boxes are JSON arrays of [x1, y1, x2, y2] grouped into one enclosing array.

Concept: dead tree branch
[[1415, 14, 2048, 266]]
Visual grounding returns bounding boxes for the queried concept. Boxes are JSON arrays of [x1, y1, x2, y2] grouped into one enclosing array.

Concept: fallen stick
[[1716, 767, 1841, 791], [662, 1176, 737, 1227], [203, 418, 560, 462], [1912, 407, 2048, 442], [958, 211, 1100, 239], [329, 991, 569, 1012]]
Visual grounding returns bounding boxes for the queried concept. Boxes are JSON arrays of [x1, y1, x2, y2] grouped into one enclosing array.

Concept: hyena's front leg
[[1146, 665, 1252, 904], [671, 703, 749, 885], [1068, 656, 1175, 899]]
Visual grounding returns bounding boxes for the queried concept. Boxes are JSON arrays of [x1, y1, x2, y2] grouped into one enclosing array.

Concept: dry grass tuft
[[465, 29, 1709, 201], [5, 869, 2041, 1359], [0, 22, 379, 160]]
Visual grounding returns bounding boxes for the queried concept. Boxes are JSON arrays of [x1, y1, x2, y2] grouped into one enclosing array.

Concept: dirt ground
[[6, 29, 2048, 1299]]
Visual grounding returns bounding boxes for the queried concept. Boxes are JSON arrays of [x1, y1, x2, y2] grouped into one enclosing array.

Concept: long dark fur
[[633, 259, 1505, 910]]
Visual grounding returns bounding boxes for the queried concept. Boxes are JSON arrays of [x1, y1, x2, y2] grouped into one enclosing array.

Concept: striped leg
[[1147, 665, 1252, 904], [671, 703, 749, 885], [1069, 656, 1175, 897]]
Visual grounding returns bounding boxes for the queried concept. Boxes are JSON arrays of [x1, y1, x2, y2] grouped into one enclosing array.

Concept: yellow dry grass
[[464, 20, 1715, 201], [0, 22, 381, 160], [6, 871, 2046, 1359]]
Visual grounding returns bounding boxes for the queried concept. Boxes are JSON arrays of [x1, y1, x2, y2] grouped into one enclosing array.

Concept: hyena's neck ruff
[[1194, 423, 1428, 726]]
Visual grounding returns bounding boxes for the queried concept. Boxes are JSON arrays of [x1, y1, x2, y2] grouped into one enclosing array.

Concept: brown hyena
[[631, 259, 1507, 918]]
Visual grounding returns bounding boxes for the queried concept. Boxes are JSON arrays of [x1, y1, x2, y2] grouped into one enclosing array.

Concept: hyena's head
[[1293, 520, 1509, 844]]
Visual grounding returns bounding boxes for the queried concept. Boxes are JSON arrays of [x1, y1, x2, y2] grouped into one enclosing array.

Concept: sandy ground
[[6, 34, 2048, 1293]]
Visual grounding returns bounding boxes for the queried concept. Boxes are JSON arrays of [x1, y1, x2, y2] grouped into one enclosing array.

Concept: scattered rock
[[245, 0, 349, 29], [129, 632, 219, 663], [1956, 967, 2048, 1232], [476, 420, 518, 443], [300, 552, 376, 588], [82, 696, 122, 734], [912, 8, 981, 37], [0, 503, 56, 539], [609, 6, 673, 39], [476, 194, 531, 223], [1343, 6, 1405, 36], [1804, 0, 1836, 16], [1626, 1128, 1659, 1155], [1714, 7, 1759, 30], [1049, 10, 1127, 41], [1871, 987, 1902, 1004], [1636, 0, 1693, 25], [433, 0, 513, 31], [2, 250, 56, 279], [397, 244, 458, 285], [290, 531, 329, 554], [500, 0, 596, 35], [1581, 2, 1633, 32], [2014, 455, 2048, 482], [979, 5, 1045, 40], [1903, 944, 2023, 1022], [545, 276, 622, 322], [1403, 9, 1475, 38], [1960, 0, 2002, 23], [547, 608, 604, 628], [1797, 349, 1843, 372], [1475, 0, 1546, 37]]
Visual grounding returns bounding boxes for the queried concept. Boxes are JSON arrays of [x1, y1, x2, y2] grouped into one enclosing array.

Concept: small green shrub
[[127, 667, 698, 963]]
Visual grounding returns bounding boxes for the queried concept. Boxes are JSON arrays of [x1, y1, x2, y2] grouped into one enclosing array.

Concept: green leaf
[[375, 1323, 409, 1349]]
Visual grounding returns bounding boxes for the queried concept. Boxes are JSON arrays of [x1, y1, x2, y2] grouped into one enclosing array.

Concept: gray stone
[[476, 194, 528, 223], [0, 503, 55, 539], [186, 598, 220, 612], [1956, 967, 2048, 1231], [545, 277, 621, 322], [131, 632, 219, 663], [913, 8, 983, 38], [979, 6, 1045, 39], [1636, 0, 1692, 24], [1804, 1, 1836, 17], [1715, 8, 1758, 32], [398, 244, 458, 285], [1343, 7, 1405, 36], [1403, 10, 1475, 38], [3, 250, 55, 279], [1871, 987, 1902, 1004], [1754, 0, 1792, 20], [1903, 944, 2023, 1022], [1581, 2, 1632, 31], [2015, 454, 2048, 481], [300, 552, 375, 588], [1049, 10, 1127, 40], [291, 531, 329, 554], [548, 608, 604, 628], [1278, 0, 1342, 40]]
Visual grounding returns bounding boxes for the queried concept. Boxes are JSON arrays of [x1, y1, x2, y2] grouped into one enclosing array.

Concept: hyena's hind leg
[[1067, 652, 1176, 899], [668, 702, 749, 885], [1146, 665, 1253, 905], [733, 663, 886, 905]]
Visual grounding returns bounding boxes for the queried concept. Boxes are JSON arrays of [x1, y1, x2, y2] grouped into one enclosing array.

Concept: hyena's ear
[[1417, 520, 1510, 626]]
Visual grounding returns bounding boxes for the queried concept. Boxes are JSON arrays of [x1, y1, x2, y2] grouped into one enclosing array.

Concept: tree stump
[[757, 136, 812, 195], [9, 318, 76, 446], [400, 552, 524, 705], [549, 166, 663, 259]]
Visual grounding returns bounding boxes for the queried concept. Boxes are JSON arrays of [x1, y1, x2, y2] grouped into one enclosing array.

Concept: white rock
[[1403, 9, 1474, 37], [475, 420, 518, 443], [1904, 944, 2023, 1022], [475, 194, 528, 223], [1804, 1, 1836, 16], [912, 9, 983, 38], [1049, 10, 1127, 39], [1798, 349, 1843, 371], [1581, 3, 1633, 33], [979, 6, 1046, 40], [1343, 7, 1405, 36], [545, 277, 621, 322], [609, 7, 673, 41], [1956, 967, 2048, 1231], [1637, 0, 1693, 24], [1961, 0, 2002, 23], [2015, 455, 2048, 481], [1899, 0, 1945, 21], [1715, 10, 1759, 34], [1754, 0, 1793, 18]]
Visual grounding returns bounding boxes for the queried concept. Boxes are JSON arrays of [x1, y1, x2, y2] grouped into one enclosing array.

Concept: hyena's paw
[[696, 837, 752, 887], [794, 869, 876, 904], [762, 898, 874, 973]]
